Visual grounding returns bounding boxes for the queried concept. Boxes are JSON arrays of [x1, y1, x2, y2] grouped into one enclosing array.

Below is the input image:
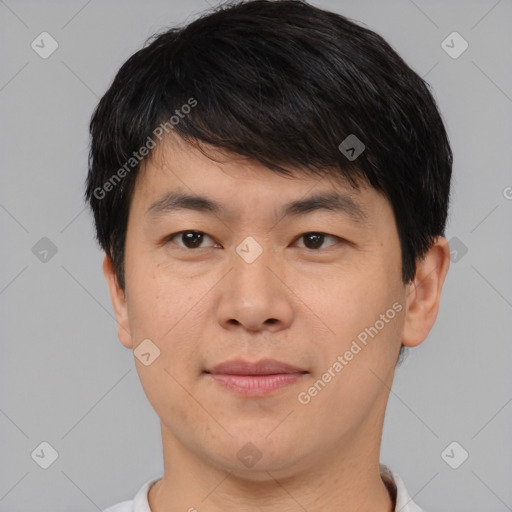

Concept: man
[[85, 1, 452, 510]]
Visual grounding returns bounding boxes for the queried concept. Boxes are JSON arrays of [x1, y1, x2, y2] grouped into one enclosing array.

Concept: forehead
[[131, 133, 384, 223]]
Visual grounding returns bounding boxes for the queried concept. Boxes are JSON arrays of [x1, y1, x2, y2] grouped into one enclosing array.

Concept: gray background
[[1, 0, 511, 510]]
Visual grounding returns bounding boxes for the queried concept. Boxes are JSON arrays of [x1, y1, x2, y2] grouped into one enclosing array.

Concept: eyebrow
[[145, 190, 368, 223]]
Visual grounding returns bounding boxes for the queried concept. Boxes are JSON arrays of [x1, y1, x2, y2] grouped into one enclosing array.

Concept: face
[[104, 134, 443, 479]]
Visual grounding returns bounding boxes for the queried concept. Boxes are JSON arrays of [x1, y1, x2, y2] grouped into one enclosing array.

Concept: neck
[[148, 407, 395, 512]]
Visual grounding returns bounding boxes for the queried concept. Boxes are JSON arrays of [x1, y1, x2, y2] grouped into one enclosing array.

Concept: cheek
[[299, 276, 404, 432], [310, 253, 404, 370], [125, 248, 188, 333], [314, 267, 385, 337], [126, 264, 206, 419], [138, 262, 212, 346]]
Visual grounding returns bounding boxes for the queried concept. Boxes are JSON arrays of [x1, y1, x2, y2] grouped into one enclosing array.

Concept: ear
[[402, 236, 451, 348], [102, 253, 133, 349]]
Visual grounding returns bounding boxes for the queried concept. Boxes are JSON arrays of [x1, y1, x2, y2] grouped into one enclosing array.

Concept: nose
[[215, 242, 294, 333]]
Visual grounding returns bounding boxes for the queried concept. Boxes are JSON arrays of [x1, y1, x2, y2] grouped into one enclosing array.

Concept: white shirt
[[102, 464, 427, 512]]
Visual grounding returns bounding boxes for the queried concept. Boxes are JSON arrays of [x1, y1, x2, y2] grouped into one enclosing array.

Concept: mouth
[[203, 358, 308, 397]]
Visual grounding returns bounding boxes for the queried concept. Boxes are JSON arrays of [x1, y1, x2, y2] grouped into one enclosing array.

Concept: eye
[[163, 230, 343, 251], [294, 232, 341, 250], [165, 230, 218, 250]]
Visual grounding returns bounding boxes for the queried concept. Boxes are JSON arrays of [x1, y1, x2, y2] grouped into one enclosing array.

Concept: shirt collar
[[380, 464, 427, 512]]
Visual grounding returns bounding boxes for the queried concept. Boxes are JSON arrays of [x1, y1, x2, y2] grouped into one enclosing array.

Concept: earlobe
[[102, 254, 133, 349], [401, 236, 451, 348]]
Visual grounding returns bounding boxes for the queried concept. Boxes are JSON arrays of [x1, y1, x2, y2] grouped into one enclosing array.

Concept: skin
[[103, 133, 450, 512]]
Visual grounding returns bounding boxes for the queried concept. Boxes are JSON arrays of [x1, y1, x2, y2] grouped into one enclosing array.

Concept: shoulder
[[102, 477, 161, 512]]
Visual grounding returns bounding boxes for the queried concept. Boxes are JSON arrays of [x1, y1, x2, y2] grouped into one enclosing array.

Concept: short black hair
[[85, 0, 452, 363]]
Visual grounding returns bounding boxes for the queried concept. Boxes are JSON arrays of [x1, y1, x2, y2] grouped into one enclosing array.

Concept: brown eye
[[296, 232, 339, 250], [166, 231, 216, 249]]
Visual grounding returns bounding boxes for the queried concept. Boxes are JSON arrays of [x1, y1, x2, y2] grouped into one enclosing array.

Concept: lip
[[206, 373, 306, 397], [204, 358, 308, 397], [205, 358, 307, 376]]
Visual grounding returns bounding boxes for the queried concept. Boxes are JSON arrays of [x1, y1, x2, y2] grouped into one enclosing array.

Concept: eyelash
[[163, 230, 344, 251]]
